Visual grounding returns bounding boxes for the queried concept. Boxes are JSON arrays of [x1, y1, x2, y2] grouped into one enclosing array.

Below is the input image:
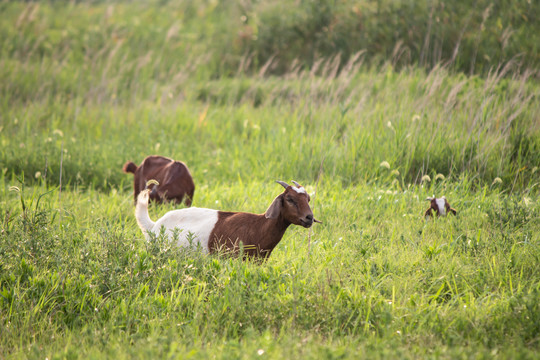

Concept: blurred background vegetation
[[0, 0, 539, 192], [1, 0, 538, 78]]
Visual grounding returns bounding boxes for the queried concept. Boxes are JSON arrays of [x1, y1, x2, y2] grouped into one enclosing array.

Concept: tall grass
[[2, 61, 539, 192], [1, 2, 539, 191]]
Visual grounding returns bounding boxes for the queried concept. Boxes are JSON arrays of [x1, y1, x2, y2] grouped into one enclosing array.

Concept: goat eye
[[286, 197, 295, 203]]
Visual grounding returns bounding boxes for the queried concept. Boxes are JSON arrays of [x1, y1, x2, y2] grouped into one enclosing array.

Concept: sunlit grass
[[2, 65, 539, 193], [1, 177, 539, 358]]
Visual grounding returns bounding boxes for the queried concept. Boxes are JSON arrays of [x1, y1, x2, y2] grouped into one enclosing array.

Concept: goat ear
[[265, 194, 283, 219]]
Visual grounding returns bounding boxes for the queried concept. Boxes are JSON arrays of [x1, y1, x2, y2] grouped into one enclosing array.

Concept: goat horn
[[276, 180, 289, 189], [145, 179, 160, 188], [291, 180, 302, 188]]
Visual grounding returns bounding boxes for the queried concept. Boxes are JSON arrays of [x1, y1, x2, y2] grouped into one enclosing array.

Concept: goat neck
[[254, 211, 292, 256]]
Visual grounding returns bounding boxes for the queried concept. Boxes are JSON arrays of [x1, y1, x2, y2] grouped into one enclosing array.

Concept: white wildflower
[[491, 177, 503, 185]]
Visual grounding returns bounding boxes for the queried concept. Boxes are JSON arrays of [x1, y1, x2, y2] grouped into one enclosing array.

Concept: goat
[[123, 155, 195, 206], [424, 196, 457, 218], [135, 180, 321, 258]]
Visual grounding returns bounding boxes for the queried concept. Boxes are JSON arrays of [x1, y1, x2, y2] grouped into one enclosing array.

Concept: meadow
[[1, 1, 539, 359]]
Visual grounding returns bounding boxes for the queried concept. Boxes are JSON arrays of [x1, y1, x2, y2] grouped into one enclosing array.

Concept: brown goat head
[[265, 180, 315, 228], [424, 196, 457, 218]]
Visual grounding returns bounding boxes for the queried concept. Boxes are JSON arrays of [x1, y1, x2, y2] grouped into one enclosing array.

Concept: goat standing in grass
[[123, 155, 195, 206], [135, 180, 320, 258]]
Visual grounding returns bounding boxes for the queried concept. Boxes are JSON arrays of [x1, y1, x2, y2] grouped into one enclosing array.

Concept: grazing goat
[[135, 180, 320, 258], [123, 155, 195, 206], [424, 196, 457, 218]]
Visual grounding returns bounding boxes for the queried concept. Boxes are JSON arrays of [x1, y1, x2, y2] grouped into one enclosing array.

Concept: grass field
[[1, 1, 540, 359]]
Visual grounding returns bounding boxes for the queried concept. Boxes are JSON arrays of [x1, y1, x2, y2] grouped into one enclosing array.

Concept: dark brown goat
[[123, 155, 195, 206], [424, 196, 457, 218], [135, 180, 321, 259]]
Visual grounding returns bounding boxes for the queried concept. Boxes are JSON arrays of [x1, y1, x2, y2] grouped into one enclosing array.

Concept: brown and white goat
[[123, 155, 195, 206], [135, 180, 320, 258], [424, 196, 457, 218]]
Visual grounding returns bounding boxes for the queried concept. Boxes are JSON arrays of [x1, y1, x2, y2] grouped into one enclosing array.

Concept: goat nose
[[306, 214, 313, 222]]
